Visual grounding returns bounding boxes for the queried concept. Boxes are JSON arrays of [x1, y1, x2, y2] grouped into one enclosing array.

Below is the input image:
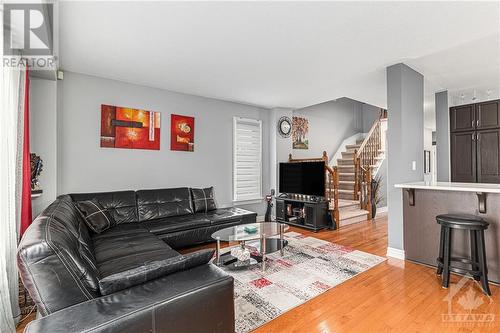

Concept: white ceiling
[[59, 1, 500, 115]]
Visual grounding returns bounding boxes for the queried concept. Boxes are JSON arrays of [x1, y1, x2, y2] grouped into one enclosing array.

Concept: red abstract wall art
[[100, 104, 161, 150], [170, 114, 195, 151]]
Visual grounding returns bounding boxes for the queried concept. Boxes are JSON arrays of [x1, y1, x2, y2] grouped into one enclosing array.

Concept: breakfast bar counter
[[395, 181, 500, 284]]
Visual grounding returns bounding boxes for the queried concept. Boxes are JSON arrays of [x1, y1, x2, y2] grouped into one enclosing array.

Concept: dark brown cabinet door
[[450, 104, 475, 132], [476, 100, 500, 130], [477, 129, 500, 183], [304, 204, 315, 226], [451, 131, 476, 183]]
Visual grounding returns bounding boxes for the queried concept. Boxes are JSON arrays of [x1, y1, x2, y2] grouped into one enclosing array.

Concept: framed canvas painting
[[100, 104, 161, 150], [292, 116, 309, 149], [171, 114, 195, 151]]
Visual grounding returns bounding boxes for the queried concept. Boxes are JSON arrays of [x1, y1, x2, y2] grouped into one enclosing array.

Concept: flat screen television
[[279, 161, 325, 196]]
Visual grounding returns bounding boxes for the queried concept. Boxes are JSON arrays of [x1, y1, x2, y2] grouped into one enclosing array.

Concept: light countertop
[[395, 181, 500, 194]]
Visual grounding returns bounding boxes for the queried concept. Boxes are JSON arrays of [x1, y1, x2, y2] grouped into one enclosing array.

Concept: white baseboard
[[377, 206, 388, 213], [386, 247, 405, 260], [256, 215, 265, 222]]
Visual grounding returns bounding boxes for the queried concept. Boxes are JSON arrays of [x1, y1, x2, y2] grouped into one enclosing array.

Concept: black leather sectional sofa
[[17, 187, 257, 333]]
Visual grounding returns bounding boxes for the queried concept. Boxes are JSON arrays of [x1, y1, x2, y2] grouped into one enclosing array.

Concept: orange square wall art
[[100, 104, 161, 150], [170, 114, 195, 151]]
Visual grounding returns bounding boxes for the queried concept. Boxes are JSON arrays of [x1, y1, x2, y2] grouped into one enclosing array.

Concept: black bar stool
[[436, 214, 491, 295]]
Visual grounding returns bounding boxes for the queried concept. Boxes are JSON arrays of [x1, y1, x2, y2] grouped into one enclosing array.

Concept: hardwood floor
[[251, 214, 499, 333], [17, 214, 499, 332]]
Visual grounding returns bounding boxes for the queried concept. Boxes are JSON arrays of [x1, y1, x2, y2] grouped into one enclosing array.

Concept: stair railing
[[354, 112, 385, 218], [325, 165, 339, 227], [288, 151, 339, 228]]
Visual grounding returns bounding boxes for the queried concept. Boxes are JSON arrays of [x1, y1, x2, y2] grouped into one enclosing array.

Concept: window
[[233, 117, 262, 202]]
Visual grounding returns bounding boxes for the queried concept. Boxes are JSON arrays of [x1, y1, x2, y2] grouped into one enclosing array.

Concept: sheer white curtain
[[0, 65, 24, 332]]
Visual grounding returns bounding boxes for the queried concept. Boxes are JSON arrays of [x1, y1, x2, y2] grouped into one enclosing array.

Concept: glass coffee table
[[211, 222, 289, 271]]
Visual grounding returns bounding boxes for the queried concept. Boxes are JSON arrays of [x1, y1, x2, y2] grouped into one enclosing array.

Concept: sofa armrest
[[24, 264, 234, 333]]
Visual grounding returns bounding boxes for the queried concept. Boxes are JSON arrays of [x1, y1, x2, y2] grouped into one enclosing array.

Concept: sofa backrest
[[69, 190, 138, 224], [136, 188, 194, 222], [17, 196, 100, 316]]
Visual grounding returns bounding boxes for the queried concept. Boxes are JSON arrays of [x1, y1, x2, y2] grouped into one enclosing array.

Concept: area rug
[[220, 232, 386, 333]]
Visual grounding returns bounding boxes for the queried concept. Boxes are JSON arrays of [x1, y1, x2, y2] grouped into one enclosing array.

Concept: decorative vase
[[371, 201, 377, 218]]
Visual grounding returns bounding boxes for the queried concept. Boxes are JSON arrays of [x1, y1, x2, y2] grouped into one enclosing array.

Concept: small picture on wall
[[100, 104, 161, 150], [292, 116, 309, 149], [171, 114, 195, 151]]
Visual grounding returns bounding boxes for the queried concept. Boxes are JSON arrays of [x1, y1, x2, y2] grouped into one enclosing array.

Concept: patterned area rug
[[220, 232, 386, 333]]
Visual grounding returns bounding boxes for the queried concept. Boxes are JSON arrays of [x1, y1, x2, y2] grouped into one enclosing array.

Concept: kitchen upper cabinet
[[450, 99, 500, 184], [450, 104, 475, 132], [451, 131, 476, 183], [477, 129, 500, 183], [476, 100, 500, 130]]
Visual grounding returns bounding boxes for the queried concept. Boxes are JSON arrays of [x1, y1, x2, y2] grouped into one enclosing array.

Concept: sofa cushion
[[99, 249, 215, 295], [191, 187, 217, 213], [70, 191, 138, 224], [93, 228, 182, 295], [76, 199, 116, 233], [92, 229, 178, 266], [136, 188, 193, 221], [96, 245, 215, 295], [98, 255, 186, 295], [143, 214, 211, 234], [91, 223, 147, 241]]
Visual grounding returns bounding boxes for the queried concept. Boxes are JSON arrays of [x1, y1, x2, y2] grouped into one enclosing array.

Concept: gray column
[[269, 108, 293, 218], [386, 63, 424, 252], [435, 91, 450, 181], [269, 108, 293, 193]]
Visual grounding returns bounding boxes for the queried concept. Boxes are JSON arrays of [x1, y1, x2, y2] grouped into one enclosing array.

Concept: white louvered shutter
[[233, 117, 262, 201]]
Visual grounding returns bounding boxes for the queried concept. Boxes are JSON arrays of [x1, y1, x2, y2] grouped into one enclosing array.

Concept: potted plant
[[371, 174, 382, 218]]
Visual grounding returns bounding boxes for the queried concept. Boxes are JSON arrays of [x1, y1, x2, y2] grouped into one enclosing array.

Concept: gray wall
[[291, 98, 364, 161], [269, 108, 293, 193], [362, 103, 380, 133], [57, 72, 270, 215], [30, 78, 58, 217], [386, 63, 424, 252], [435, 90, 450, 181]]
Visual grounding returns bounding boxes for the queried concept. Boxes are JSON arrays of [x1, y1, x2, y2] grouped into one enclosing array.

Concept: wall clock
[[278, 116, 292, 138]]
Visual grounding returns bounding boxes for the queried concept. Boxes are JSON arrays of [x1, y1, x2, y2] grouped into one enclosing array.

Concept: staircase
[[334, 139, 371, 226], [289, 110, 387, 229], [332, 116, 387, 227]]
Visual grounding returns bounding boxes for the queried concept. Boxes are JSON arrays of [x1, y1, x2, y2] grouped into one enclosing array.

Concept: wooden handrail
[[356, 119, 380, 158], [288, 151, 328, 163], [353, 112, 385, 218]]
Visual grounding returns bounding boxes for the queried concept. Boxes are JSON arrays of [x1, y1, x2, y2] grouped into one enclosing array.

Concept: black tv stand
[[275, 194, 329, 232]]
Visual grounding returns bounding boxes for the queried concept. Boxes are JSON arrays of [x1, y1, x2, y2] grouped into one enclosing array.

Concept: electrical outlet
[[412, 161, 416, 171]]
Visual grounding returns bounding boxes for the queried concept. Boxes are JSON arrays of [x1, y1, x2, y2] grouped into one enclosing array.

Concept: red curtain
[[20, 69, 32, 236]]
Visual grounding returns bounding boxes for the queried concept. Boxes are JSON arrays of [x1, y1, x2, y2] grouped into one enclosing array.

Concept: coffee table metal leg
[[261, 234, 266, 271], [215, 237, 221, 266], [280, 223, 284, 256]]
